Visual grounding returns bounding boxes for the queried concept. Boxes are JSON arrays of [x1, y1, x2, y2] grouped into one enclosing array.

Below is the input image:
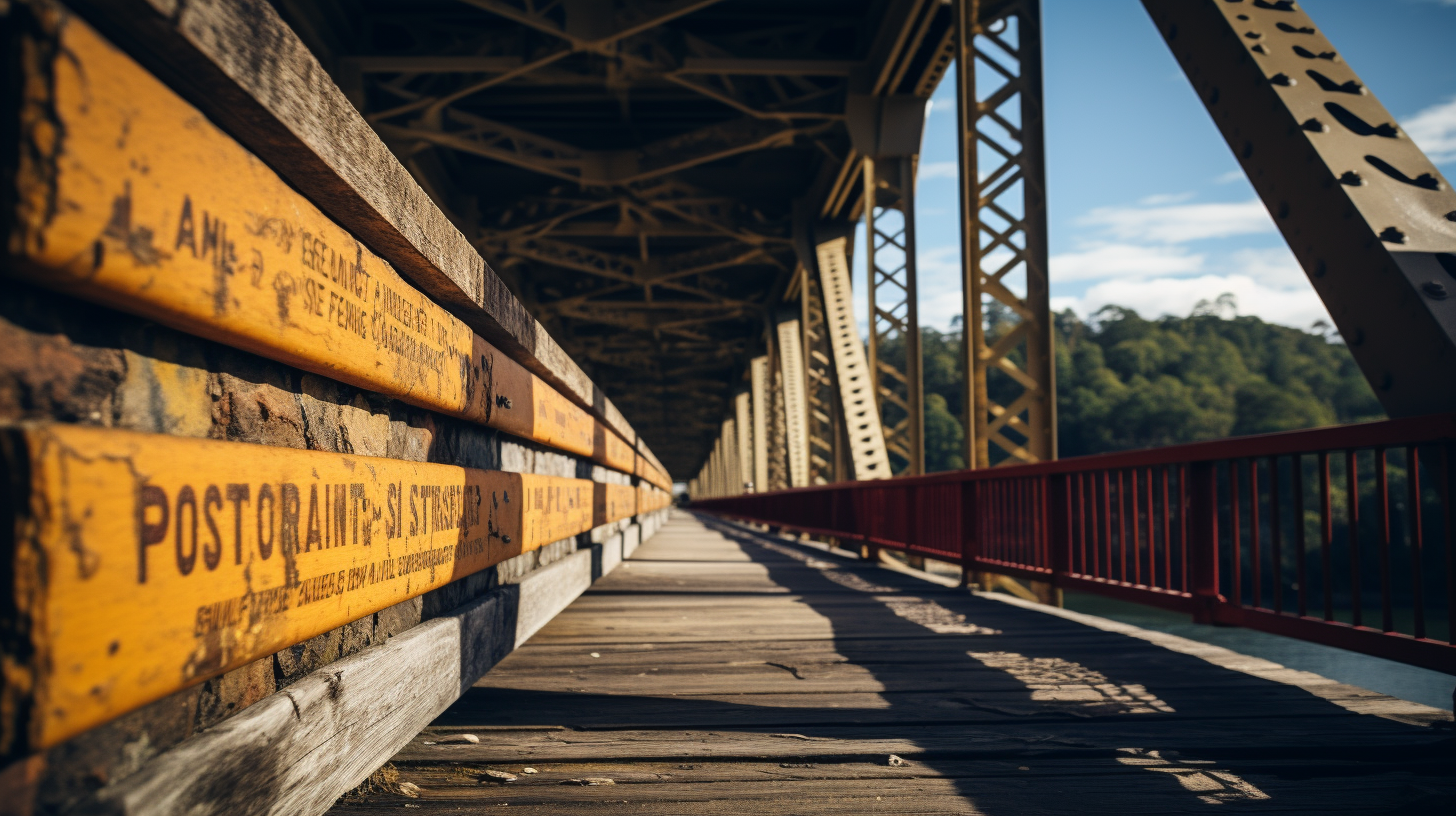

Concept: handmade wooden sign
[[5, 16, 639, 476], [1, 423, 607, 749]]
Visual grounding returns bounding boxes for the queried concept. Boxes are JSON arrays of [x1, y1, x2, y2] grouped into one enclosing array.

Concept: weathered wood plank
[[338, 512, 1450, 815], [81, 510, 670, 816], [57, 0, 669, 477], [3, 9, 644, 476], [331, 758, 1455, 815], [0, 423, 657, 750]]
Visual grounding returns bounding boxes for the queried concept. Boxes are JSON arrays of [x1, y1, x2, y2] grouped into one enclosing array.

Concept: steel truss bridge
[[0, 0, 1453, 813]]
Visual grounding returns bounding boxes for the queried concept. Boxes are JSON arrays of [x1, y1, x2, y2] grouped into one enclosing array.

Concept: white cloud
[[1214, 170, 1245, 184], [1402, 95, 1456, 164], [1226, 246, 1308, 289], [1050, 243, 1204, 282], [1058, 274, 1332, 329], [1076, 198, 1274, 244], [918, 160, 959, 180], [1138, 191, 1195, 206]]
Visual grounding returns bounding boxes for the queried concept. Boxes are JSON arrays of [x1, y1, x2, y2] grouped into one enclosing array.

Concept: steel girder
[[955, 0, 1056, 469], [1144, 0, 1456, 418]]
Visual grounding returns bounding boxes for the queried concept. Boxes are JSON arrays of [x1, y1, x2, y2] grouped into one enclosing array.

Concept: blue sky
[[852, 0, 1456, 333]]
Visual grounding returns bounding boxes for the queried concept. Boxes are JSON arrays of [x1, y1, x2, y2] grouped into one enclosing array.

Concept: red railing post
[[959, 478, 978, 586], [1188, 461, 1222, 623], [1049, 473, 1072, 581]]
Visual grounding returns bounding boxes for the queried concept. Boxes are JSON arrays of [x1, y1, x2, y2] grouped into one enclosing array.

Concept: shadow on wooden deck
[[328, 511, 1454, 814]]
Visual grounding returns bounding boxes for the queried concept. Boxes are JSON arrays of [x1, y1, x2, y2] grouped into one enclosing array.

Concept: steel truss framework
[[865, 155, 925, 475], [955, 0, 1055, 468], [800, 266, 841, 485], [275, 0, 970, 477]]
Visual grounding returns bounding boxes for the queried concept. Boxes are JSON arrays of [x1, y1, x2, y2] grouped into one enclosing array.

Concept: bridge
[[0, 0, 1451, 813]]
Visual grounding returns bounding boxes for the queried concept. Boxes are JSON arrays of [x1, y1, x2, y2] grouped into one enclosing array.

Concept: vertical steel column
[[766, 325, 790, 492], [777, 312, 811, 488], [865, 155, 926, 475], [955, 0, 1056, 469], [722, 417, 738, 496], [735, 390, 753, 493], [750, 355, 770, 493], [816, 237, 893, 480], [803, 265, 839, 485]]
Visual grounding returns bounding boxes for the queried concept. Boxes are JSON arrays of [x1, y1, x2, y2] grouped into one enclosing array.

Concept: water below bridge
[[329, 512, 1454, 814]]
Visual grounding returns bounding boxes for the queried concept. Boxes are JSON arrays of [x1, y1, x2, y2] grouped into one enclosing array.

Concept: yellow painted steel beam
[[4, 16, 668, 488], [0, 423, 663, 752]]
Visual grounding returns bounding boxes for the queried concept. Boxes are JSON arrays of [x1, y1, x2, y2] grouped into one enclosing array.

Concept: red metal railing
[[693, 415, 1456, 674]]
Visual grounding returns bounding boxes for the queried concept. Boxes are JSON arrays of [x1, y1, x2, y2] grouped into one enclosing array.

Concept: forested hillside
[[912, 300, 1384, 472]]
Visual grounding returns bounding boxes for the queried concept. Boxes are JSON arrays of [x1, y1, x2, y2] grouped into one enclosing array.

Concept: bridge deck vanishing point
[[327, 512, 1452, 815]]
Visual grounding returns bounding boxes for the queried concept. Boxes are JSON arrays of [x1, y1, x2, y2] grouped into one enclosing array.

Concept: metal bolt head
[[1339, 171, 1363, 186], [1422, 281, 1448, 300], [1378, 226, 1406, 243]]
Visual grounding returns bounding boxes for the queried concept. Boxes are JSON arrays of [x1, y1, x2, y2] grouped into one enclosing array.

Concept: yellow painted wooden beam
[[0, 423, 657, 752], [4, 15, 666, 484]]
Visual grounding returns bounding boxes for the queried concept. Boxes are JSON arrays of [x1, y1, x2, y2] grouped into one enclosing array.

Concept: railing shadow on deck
[[434, 512, 1454, 813]]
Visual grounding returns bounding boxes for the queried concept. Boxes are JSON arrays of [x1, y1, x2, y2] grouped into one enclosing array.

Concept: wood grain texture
[[53, 0, 664, 469], [3, 10, 649, 475], [332, 512, 1452, 815], [0, 424, 656, 750], [80, 509, 670, 816]]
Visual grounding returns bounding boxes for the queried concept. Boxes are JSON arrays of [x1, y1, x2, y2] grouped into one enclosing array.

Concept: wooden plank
[[342, 512, 1448, 816], [0, 423, 641, 749], [329, 762, 1454, 815], [60, 0, 617, 443], [85, 536, 652, 816], [69, 0, 672, 478], [3, 12, 648, 477], [389, 714, 1445, 764]]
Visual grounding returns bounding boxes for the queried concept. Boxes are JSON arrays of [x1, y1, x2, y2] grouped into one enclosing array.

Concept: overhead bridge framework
[[0, 0, 1454, 813]]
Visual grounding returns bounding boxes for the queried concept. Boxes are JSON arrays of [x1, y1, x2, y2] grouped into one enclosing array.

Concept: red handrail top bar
[[710, 413, 1456, 496]]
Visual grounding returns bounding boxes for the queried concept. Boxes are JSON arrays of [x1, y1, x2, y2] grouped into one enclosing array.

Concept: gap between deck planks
[[327, 511, 1454, 815]]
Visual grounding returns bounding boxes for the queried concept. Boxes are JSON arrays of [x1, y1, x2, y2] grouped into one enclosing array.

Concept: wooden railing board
[[5, 12, 644, 476], [0, 423, 658, 751], [55, 0, 666, 473], [80, 514, 665, 816]]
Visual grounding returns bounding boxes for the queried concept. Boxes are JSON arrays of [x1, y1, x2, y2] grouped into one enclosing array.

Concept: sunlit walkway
[[330, 512, 1452, 814]]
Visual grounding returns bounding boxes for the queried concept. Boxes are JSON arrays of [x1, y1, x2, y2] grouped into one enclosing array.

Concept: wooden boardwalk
[[329, 512, 1453, 814]]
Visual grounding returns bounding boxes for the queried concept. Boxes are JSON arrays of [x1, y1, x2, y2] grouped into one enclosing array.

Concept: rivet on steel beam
[[1276, 22, 1316, 35], [1378, 226, 1406, 244], [1278, 202, 1291, 219], [1244, 31, 1263, 39], [1314, 259, 1327, 278], [1301, 117, 1327, 133], [1255, 0, 1298, 10], [1242, 141, 1255, 159], [1339, 171, 1363, 186], [1351, 328, 1365, 347], [1308, 70, 1364, 95], [1271, 73, 1295, 86], [1325, 102, 1398, 137], [1237, 15, 1251, 21], [1293, 45, 1339, 61], [1422, 281, 1448, 301], [1446, 211, 1456, 222], [1251, 44, 1268, 54]]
